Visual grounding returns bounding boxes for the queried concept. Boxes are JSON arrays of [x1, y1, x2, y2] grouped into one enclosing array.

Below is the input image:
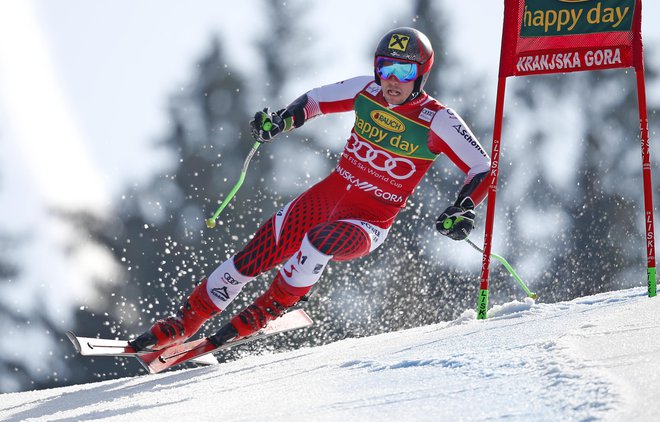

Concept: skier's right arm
[[250, 76, 373, 143], [249, 94, 309, 142]]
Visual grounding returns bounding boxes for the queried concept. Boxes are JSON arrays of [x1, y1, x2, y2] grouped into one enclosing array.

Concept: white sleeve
[[430, 107, 491, 177], [305, 76, 374, 117]]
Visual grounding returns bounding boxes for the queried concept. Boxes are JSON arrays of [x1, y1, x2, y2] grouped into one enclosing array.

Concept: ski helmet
[[374, 27, 434, 101]]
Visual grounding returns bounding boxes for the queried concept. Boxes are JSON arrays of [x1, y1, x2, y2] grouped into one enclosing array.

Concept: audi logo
[[346, 135, 416, 180]]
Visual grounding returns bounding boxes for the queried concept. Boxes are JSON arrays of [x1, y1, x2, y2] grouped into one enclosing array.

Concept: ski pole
[[465, 238, 537, 300], [205, 140, 262, 229]]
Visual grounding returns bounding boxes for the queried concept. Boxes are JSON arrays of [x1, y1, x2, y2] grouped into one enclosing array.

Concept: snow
[[2, 287, 658, 421]]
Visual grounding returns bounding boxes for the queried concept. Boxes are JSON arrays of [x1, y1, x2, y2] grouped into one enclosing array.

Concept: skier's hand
[[250, 108, 291, 143], [436, 197, 476, 241]]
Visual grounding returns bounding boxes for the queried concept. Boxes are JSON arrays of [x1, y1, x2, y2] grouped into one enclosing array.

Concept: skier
[[130, 27, 491, 351]]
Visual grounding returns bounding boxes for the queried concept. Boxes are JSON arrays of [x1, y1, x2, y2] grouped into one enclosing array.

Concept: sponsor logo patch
[[418, 108, 436, 122], [366, 83, 382, 96], [223, 272, 240, 285], [370, 110, 405, 133], [336, 164, 404, 203], [388, 34, 410, 51], [211, 286, 230, 301]]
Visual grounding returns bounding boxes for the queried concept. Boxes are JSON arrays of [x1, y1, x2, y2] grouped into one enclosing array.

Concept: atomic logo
[[211, 287, 230, 301]]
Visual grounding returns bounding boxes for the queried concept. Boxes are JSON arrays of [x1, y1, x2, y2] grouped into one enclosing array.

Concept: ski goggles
[[375, 57, 419, 83]]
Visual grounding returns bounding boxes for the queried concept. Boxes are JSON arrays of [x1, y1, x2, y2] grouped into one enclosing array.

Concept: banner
[[499, 0, 644, 76], [479, 0, 655, 319]]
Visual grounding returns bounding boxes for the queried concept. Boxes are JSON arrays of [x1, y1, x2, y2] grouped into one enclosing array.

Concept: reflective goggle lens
[[376, 57, 419, 82]]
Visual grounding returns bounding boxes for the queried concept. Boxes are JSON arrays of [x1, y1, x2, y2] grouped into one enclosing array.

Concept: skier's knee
[[306, 225, 332, 255], [307, 222, 371, 259]]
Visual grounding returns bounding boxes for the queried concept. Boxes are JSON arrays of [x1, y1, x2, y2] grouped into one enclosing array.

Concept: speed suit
[[202, 75, 491, 311]]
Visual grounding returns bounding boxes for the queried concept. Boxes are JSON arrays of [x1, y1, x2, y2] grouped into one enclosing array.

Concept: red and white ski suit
[[205, 76, 491, 308]]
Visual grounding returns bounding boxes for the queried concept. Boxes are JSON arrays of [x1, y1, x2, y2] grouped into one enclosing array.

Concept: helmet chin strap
[[401, 76, 424, 104]]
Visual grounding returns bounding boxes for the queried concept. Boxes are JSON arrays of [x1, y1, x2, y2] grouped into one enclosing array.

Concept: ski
[[66, 332, 138, 357], [66, 309, 313, 374], [137, 309, 313, 374], [66, 331, 219, 365]]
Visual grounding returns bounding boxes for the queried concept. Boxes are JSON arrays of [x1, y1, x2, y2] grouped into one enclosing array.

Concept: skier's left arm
[[428, 108, 491, 241]]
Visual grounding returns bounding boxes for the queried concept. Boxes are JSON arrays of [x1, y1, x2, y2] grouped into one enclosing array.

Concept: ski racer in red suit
[[130, 27, 491, 351]]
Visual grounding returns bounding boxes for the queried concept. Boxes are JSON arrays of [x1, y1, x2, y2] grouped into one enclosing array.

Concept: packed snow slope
[[2, 287, 658, 421]]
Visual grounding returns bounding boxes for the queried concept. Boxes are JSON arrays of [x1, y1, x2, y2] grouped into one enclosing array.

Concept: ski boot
[[228, 273, 311, 340], [130, 278, 221, 351]]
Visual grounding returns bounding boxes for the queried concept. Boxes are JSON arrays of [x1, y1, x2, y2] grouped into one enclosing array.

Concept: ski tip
[[297, 309, 314, 326], [190, 353, 219, 366], [65, 331, 82, 353], [285, 309, 314, 328]]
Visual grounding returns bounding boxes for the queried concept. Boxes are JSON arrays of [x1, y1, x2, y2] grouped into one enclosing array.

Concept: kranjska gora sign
[[521, 0, 635, 37], [516, 47, 622, 73]]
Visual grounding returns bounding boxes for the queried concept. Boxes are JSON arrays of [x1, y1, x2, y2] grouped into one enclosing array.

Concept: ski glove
[[250, 108, 293, 143], [436, 197, 476, 241]]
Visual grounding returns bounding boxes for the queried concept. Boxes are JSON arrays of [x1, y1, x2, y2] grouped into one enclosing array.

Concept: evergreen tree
[[63, 1, 333, 374], [0, 229, 27, 392], [61, 36, 262, 381], [0, 186, 78, 391]]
